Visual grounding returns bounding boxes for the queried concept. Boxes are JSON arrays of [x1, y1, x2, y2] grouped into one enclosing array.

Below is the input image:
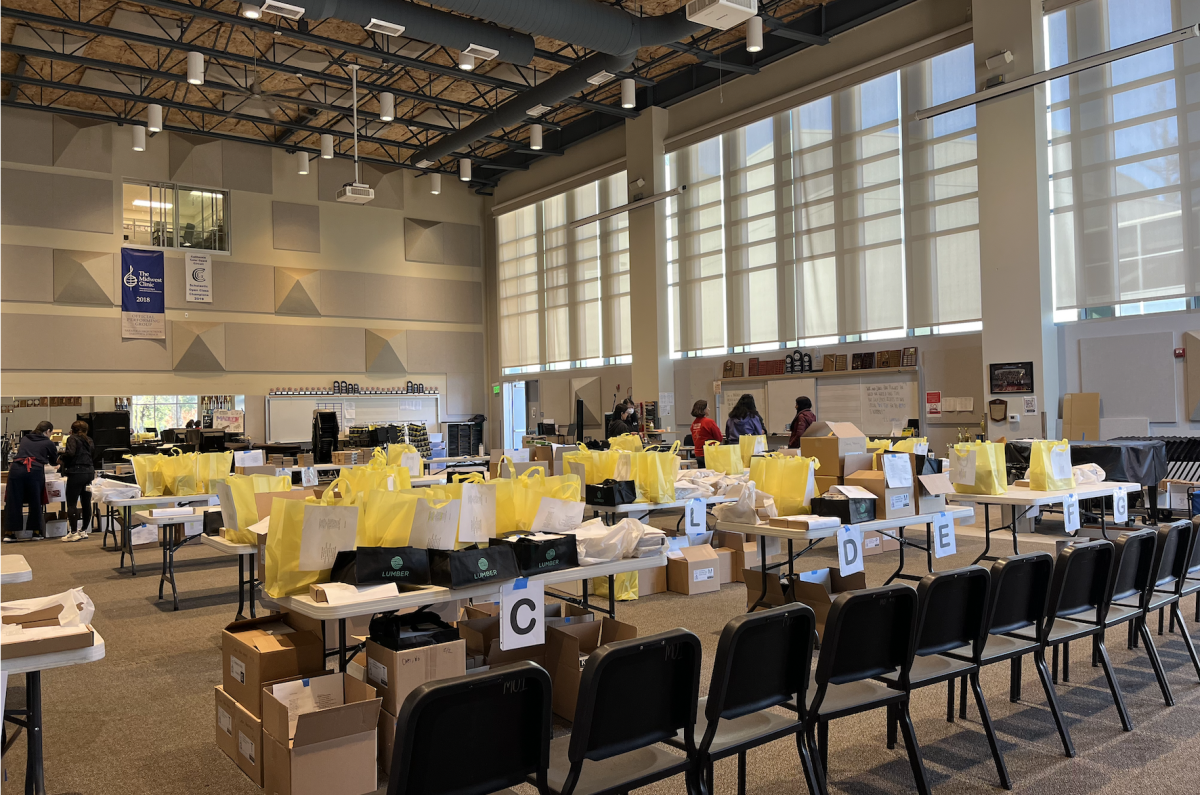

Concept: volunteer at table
[[724, 394, 766, 443], [607, 400, 637, 437], [4, 421, 58, 541], [689, 400, 723, 468], [787, 396, 817, 449], [59, 420, 96, 542]]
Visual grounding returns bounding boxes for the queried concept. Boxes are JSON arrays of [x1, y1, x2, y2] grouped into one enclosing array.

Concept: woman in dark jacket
[[607, 400, 638, 438], [724, 394, 767, 443], [787, 396, 817, 449], [4, 421, 58, 540], [59, 420, 96, 541]]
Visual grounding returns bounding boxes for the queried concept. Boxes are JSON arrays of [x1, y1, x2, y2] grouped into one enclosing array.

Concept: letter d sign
[[837, 525, 865, 576]]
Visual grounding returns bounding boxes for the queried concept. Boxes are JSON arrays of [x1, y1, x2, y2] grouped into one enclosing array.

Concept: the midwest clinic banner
[[121, 248, 165, 339]]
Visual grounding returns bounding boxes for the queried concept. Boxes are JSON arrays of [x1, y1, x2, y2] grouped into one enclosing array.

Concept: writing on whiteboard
[[865, 383, 910, 423]]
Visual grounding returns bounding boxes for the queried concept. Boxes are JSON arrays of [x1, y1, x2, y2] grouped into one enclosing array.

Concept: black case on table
[[498, 534, 579, 576], [428, 544, 519, 588]]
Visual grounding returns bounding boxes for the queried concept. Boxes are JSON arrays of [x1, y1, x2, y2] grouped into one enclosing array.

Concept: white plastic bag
[[712, 481, 761, 524], [566, 517, 647, 565], [1, 588, 95, 628], [91, 478, 141, 502], [1072, 463, 1106, 485]]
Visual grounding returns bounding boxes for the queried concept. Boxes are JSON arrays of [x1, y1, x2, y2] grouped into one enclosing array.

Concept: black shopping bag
[[356, 546, 431, 587], [585, 479, 636, 506], [499, 533, 579, 576], [428, 544, 520, 588]]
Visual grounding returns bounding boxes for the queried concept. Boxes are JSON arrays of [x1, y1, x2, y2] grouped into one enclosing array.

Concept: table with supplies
[[199, 534, 259, 620], [132, 508, 216, 610], [947, 481, 1140, 563], [589, 495, 735, 526], [1, 555, 32, 584], [100, 494, 216, 575]]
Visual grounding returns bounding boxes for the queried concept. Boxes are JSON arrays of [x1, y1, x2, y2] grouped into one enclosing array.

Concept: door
[[502, 381, 528, 449]]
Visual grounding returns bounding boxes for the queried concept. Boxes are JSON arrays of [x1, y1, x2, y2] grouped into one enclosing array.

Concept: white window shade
[[1047, 0, 1199, 311], [667, 138, 727, 354], [599, 174, 632, 357], [497, 205, 541, 368]]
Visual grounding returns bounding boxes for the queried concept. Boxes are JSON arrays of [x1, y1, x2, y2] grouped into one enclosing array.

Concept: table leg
[[608, 575, 616, 618], [24, 671, 43, 795], [787, 540, 795, 578], [236, 555, 247, 621], [1100, 500, 1109, 541], [124, 507, 138, 575], [926, 523, 934, 573], [158, 529, 168, 602], [973, 506, 994, 564], [885, 530, 907, 586], [338, 619, 348, 672], [249, 551, 257, 619], [748, 534, 771, 613]]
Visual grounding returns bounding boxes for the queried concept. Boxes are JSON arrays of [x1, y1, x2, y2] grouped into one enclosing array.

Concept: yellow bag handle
[[576, 443, 589, 453], [168, 447, 183, 456], [518, 466, 547, 485], [668, 440, 681, 456], [452, 472, 485, 484], [499, 455, 517, 479], [321, 475, 353, 504], [704, 439, 721, 450]]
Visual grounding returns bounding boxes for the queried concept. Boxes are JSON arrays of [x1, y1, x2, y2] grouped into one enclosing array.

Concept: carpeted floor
[[2, 515, 1198, 795]]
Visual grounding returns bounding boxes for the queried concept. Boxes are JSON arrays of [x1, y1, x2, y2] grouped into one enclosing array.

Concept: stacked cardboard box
[[1062, 392, 1100, 442], [801, 422, 869, 495]]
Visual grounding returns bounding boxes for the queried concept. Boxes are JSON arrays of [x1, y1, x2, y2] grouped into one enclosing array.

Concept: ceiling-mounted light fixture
[[320, 133, 334, 159], [458, 51, 475, 71], [186, 52, 205, 85], [459, 158, 471, 182], [296, 150, 309, 175], [241, 3, 262, 19], [365, 19, 405, 37], [379, 92, 395, 122], [529, 123, 543, 150], [147, 104, 162, 133], [526, 104, 551, 117], [621, 78, 635, 109], [132, 125, 146, 152], [746, 16, 763, 53], [430, 173, 442, 195], [261, 0, 304, 20]]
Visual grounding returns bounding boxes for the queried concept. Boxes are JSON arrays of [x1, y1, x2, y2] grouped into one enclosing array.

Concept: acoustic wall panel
[[442, 222, 482, 269], [272, 201, 321, 253], [1, 108, 53, 166], [319, 271, 482, 324], [224, 323, 365, 372], [1080, 332, 1176, 422], [319, 270, 367, 318], [169, 132, 222, 186], [1184, 331, 1200, 421], [365, 329, 408, 373], [52, 116, 112, 173], [446, 372, 484, 415], [1, 169, 114, 233], [275, 268, 321, 315], [222, 140, 272, 194], [404, 218, 444, 263], [163, 259, 275, 313], [172, 321, 226, 371], [0, 244, 53, 302], [404, 218, 481, 268], [1, 313, 171, 371], [404, 330, 483, 374], [53, 250, 115, 305]]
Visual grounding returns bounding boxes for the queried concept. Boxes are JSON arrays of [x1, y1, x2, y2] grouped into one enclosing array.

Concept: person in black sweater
[[59, 420, 96, 542], [4, 421, 58, 541]]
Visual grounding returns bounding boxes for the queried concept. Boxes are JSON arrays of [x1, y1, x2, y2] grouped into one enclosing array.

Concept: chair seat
[[880, 653, 975, 687], [980, 633, 1038, 663], [1182, 578, 1200, 597], [789, 679, 901, 719], [543, 735, 689, 795], [1014, 617, 1099, 646], [1084, 603, 1142, 627], [665, 696, 801, 757]]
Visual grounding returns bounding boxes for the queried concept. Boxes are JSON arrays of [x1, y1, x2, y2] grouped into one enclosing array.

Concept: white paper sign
[[185, 252, 212, 302], [298, 505, 358, 570], [1113, 489, 1128, 523], [882, 454, 913, 488], [343, 402, 355, 420], [831, 484, 876, 500], [932, 512, 957, 558], [459, 483, 497, 542], [949, 449, 977, 486], [913, 442, 929, 456], [500, 579, 545, 651], [1050, 447, 1073, 481], [752, 436, 766, 455], [234, 449, 265, 467], [213, 480, 239, 531], [531, 497, 585, 533], [685, 498, 706, 536], [400, 452, 422, 477], [301, 467, 318, 487], [409, 499, 462, 550], [212, 409, 244, 433], [1023, 396, 1038, 415], [837, 524, 865, 576], [1063, 493, 1080, 534]]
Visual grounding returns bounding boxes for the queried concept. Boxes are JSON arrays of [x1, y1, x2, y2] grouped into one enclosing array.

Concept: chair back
[[985, 552, 1054, 637], [913, 566, 990, 662], [1187, 517, 1200, 578], [387, 662, 551, 795], [815, 585, 917, 688], [1153, 521, 1194, 595], [1108, 529, 1157, 607], [568, 629, 702, 765], [1047, 540, 1115, 628], [705, 604, 816, 729]]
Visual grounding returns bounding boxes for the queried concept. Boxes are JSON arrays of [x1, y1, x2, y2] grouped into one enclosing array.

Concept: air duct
[[287, 0, 535, 64]]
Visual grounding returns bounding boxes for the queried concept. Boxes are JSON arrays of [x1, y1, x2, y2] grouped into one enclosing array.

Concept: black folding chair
[[387, 661, 552, 795], [882, 566, 1010, 789], [1187, 518, 1200, 621], [540, 629, 704, 795], [975, 552, 1075, 757], [802, 585, 931, 795], [666, 604, 820, 795], [1151, 520, 1200, 683], [1100, 529, 1174, 706]]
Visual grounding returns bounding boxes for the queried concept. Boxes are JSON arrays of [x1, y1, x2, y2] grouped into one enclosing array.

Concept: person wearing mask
[[689, 400, 723, 468], [4, 421, 58, 541], [607, 400, 638, 438], [59, 420, 96, 542], [787, 396, 817, 449], [724, 393, 766, 444]]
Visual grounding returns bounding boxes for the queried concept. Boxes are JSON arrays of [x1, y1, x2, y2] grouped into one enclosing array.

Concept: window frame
[[122, 180, 232, 255]]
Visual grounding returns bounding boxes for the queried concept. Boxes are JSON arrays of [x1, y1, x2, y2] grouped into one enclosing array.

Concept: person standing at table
[[59, 420, 96, 542], [4, 421, 58, 541], [607, 400, 638, 438], [689, 400, 723, 468], [787, 396, 817, 449], [724, 394, 766, 443]]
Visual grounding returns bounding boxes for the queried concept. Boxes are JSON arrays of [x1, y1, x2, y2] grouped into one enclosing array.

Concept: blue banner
[[120, 248, 165, 339]]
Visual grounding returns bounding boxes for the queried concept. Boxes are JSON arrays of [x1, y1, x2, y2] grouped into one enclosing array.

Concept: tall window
[[122, 182, 229, 253], [1047, 0, 1198, 313], [496, 173, 631, 372], [130, 395, 198, 431], [665, 44, 980, 356]]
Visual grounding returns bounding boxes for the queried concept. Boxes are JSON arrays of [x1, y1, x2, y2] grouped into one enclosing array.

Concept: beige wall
[[1, 109, 489, 437]]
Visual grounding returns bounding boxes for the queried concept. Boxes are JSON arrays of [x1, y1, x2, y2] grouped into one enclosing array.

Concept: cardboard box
[[233, 696, 264, 785], [545, 618, 637, 719], [1062, 392, 1100, 442], [862, 530, 900, 556], [457, 615, 547, 667], [790, 568, 869, 638], [0, 625, 94, 659], [378, 708, 398, 777], [262, 673, 381, 795], [743, 569, 790, 610], [666, 545, 721, 595], [638, 565, 668, 595], [814, 475, 841, 496], [917, 472, 953, 515], [844, 469, 915, 520], [800, 422, 868, 474], [215, 685, 238, 762], [714, 530, 756, 582], [715, 547, 734, 584], [222, 614, 325, 718], [363, 639, 466, 715], [1158, 479, 1194, 512]]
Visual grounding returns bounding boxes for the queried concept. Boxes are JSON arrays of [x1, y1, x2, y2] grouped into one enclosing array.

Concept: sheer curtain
[[497, 204, 542, 368], [1047, 0, 1199, 310], [667, 138, 727, 354], [599, 174, 632, 358]]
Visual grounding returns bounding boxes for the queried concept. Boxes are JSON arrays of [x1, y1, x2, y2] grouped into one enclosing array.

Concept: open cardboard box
[[791, 568, 868, 639], [666, 544, 720, 595], [844, 469, 915, 520], [545, 618, 637, 719], [917, 472, 953, 514], [215, 684, 266, 785], [800, 422, 868, 475], [362, 639, 465, 715], [222, 613, 325, 718], [457, 615, 547, 667]]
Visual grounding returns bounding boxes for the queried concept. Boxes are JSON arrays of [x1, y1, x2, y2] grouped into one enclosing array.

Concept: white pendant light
[[241, 3, 262, 18], [458, 51, 475, 71], [621, 78, 635, 109], [295, 150, 309, 175], [132, 125, 146, 152], [746, 16, 763, 53], [529, 123, 543, 150], [458, 157, 471, 182], [147, 103, 162, 133], [320, 133, 334, 159], [186, 51, 205, 85], [379, 91, 395, 122], [430, 173, 442, 195]]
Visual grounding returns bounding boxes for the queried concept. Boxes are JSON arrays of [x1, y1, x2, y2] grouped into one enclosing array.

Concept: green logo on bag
[[546, 548, 556, 560], [391, 556, 403, 569], [477, 557, 489, 571]]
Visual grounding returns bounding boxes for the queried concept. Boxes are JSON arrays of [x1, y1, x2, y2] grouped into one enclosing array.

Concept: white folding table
[[132, 509, 211, 610], [589, 495, 735, 528], [199, 534, 260, 620], [100, 493, 216, 575], [1, 555, 32, 585]]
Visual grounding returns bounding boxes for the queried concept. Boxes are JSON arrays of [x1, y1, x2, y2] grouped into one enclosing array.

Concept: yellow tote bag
[[160, 450, 200, 496], [211, 475, 260, 539], [749, 454, 819, 516], [950, 442, 1008, 495], [739, 435, 767, 467], [633, 441, 681, 504], [892, 437, 928, 454], [249, 474, 293, 493], [703, 440, 743, 475], [512, 467, 583, 532], [1029, 439, 1075, 491], [608, 433, 644, 453], [129, 453, 167, 497], [592, 572, 638, 601], [264, 499, 359, 597], [195, 451, 233, 493], [562, 445, 601, 484], [359, 489, 420, 546]]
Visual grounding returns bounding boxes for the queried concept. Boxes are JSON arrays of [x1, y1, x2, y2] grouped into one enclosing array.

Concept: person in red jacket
[[689, 399, 723, 467], [787, 396, 817, 448]]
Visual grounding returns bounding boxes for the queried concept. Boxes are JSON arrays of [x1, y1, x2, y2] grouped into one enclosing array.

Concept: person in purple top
[[724, 393, 766, 443]]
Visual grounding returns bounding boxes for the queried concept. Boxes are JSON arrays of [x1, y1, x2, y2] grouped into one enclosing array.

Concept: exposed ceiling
[[1, 0, 916, 193]]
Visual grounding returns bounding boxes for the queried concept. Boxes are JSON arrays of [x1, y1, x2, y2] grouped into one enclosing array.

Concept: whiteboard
[[1080, 332, 1175, 422], [766, 378, 816, 435], [266, 395, 440, 443], [815, 373, 917, 436]]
